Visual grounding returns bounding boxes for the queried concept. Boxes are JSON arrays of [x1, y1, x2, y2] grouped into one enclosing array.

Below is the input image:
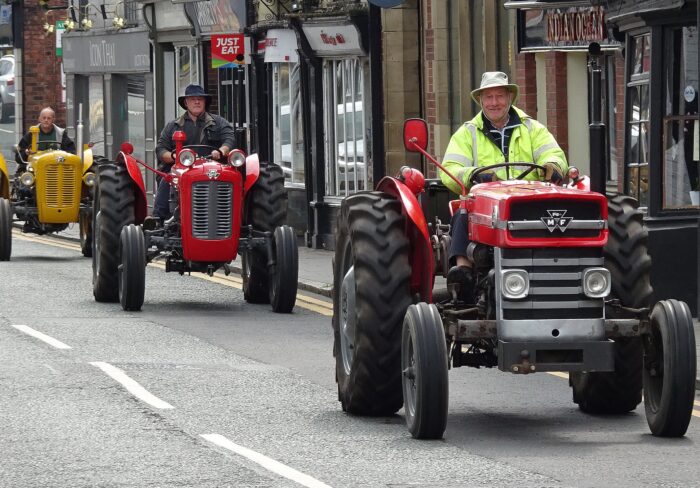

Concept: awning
[[301, 22, 365, 57], [263, 29, 299, 63]]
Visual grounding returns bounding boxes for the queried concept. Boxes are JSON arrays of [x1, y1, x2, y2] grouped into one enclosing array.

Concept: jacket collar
[[175, 111, 214, 128]]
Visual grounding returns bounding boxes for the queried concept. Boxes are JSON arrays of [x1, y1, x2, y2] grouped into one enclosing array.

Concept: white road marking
[[89, 361, 174, 410], [10, 324, 71, 349], [0, 127, 13, 133], [201, 433, 333, 488]]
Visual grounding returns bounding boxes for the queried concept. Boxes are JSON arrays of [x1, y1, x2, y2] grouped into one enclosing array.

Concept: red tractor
[[91, 132, 298, 313], [332, 118, 696, 439]]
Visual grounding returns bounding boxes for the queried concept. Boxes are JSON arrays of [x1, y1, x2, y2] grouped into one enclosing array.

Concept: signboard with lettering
[[212, 34, 245, 68], [185, 0, 245, 37], [301, 24, 364, 57], [62, 30, 151, 74], [518, 6, 621, 52], [55, 20, 65, 56], [263, 29, 299, 64]]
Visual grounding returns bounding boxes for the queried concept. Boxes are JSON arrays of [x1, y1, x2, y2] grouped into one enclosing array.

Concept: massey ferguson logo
[[206, 169, 220, 180], [541, 210, 573, 232]]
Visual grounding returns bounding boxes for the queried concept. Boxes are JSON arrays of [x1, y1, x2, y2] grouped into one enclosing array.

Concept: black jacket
[[156, 112, 236, 168], [15, 124, 76, 166]]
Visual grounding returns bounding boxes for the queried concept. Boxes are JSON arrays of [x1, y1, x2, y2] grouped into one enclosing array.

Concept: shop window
[[323, 58, 370, 198], [272, 63, 304, 187], [177, 45, 200, 97], [625, 33, 651, 207], [662, 26, 699, 210], [88, 75, 104, 157]]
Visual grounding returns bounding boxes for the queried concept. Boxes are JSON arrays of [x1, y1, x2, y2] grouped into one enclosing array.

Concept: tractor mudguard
[[82, 147, 94, 173], [0, 153, 8, 199], [244, 153, 260, 193], [377, 176, 434, 302], [118, 151, 148, 224]]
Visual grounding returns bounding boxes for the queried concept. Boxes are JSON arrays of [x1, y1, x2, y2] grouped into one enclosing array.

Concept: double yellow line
[[13, 230, 334, 316]]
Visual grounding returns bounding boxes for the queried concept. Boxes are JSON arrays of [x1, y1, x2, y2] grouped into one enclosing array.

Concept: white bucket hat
[[471, 71, 519, 104]]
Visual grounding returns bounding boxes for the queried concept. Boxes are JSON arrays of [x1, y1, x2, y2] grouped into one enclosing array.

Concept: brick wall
[[545, 51, 569, 156], [22, 1, 67, 131], [514, 52, 537, 119]]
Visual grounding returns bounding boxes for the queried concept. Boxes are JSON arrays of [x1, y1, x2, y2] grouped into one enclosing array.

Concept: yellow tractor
[[0, 126, 96, 260]]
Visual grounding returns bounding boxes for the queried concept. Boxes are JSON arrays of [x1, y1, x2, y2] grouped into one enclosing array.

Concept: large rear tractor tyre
[[242, 162, 287, 304], [92, 162, 136, 302], [644, 299, 696, 437], [0, 197, 12, 261], [570, 195, 651, 414], [402, 303, 449, 439], [269, 225, 298, 313], [79, 211, 93, 257], [333, 192, 412, 415], [118, 224, 146, 312]]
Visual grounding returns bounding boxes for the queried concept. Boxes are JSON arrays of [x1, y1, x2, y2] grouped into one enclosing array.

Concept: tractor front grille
[[498, 247, 605, 320], [45, 164, 77, 208], [507, 199, 603, 239], [191, 181, 233, 240]]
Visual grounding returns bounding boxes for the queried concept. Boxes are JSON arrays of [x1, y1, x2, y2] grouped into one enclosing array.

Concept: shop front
[[62, 29, 153, 186]]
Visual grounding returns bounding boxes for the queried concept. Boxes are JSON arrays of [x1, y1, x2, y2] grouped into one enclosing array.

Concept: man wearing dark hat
[[153, 84, 236, 220], [440, 71, 568, 302]]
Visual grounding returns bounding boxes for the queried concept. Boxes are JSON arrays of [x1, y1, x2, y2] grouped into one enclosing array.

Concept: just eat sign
[[212, 34, 245, 68]]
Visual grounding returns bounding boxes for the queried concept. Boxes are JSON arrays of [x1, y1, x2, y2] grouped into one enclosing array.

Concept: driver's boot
[[446, 265, 475, 303]]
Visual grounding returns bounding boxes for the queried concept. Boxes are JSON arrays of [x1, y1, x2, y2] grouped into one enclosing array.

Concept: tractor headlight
[[178, 149, 196, 167], [582, 268, 611, 298], [227, 149, 246, 167], [20, 172, 35, 187], [82, 172, 96, 187], [501, 269, 529, 299]]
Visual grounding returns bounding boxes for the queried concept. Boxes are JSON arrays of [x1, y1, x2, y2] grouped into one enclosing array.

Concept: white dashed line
[[201, 433, 333, 488], [10, 324, 72, 349], [89, 361, 175, 410]]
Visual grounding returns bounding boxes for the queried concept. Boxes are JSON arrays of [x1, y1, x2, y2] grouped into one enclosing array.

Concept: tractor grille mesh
[[500, 247, 604, 320], [191, 181, 233, 240], [45, 164, 77, 208], [508, 199, 603, 239]]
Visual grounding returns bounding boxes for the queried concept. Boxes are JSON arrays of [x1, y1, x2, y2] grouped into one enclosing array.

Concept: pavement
[[12, 222, 700, 389]]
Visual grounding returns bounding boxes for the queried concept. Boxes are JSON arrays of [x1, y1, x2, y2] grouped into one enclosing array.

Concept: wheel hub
[[340, 265, 357, 375]]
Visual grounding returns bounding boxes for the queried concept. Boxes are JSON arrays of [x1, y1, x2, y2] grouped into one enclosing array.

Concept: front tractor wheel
[[242, 162, 287, 304], [119, 224, 146, 312], [332, 192, 412, 415], [92, 162, 136, 302], [570, 195, 650, 414], [0, 197, 12, 261], [79, 211, 93, 257], [402, 303, 449, 439], [269, 225, 298, 313], [644, 299, 696, 437]]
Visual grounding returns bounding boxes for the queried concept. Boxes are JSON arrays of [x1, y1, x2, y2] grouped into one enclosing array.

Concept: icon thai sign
[[212, 34, 245, 68]]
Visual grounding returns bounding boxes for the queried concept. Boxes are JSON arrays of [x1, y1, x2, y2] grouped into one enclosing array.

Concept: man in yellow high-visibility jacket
[[441, 71, 568, 302]]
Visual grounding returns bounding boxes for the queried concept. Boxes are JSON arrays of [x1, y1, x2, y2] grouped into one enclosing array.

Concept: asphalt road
[[2, 232, 699, 488]]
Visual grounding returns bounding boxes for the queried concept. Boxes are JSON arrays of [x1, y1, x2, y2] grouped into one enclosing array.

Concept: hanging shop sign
[[301, 23, 365, 57], [185, 0, 246, 37], [212, 33, 245, 68], [262, 29, 299, 64], [62, 30, 151, 74], [518, 5, 621, 52]]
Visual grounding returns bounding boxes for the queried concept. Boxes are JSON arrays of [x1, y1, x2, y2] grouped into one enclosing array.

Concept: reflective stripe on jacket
[[440, 106, 568, 194]]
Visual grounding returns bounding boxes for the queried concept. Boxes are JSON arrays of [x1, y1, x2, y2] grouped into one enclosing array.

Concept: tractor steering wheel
[[469, 162, 547, 186], [181, 144, 219, 160]]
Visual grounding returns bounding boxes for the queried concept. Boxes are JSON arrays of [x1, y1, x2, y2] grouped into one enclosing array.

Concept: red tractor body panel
[[377, 176, 434, 302], [243, 153, 260, 193], [466, 180, 608, 248], [119, 151, 149, 223], [179, 161, 244, 262]]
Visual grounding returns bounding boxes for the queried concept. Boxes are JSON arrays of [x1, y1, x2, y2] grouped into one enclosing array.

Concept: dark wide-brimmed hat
[[178, 84, 212, 110], [470, 71, 519, 104]]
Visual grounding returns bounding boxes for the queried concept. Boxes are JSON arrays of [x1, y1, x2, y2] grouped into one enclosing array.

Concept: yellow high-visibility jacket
[[440, 106, 568, 194]]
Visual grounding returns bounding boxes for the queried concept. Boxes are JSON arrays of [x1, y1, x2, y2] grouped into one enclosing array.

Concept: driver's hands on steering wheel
[[211, 149, 223, 160], [543, 162, 563, 184], [473, 169, 500, 184]]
